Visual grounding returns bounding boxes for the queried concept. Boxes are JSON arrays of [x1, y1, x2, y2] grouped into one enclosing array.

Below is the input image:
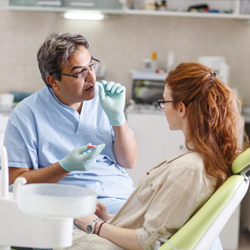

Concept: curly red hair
[[166, 62, 249, 190]]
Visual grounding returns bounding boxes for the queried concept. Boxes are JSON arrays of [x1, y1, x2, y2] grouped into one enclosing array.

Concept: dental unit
[[0, 146, 97, 250]]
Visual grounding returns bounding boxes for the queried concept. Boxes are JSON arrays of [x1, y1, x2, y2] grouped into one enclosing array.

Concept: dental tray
[[18, 183, 97, 218]]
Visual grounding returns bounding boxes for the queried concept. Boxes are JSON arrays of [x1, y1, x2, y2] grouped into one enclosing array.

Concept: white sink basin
[[18, 183, 97, 218]]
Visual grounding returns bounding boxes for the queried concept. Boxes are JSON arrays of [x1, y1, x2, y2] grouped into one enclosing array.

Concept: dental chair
[[157, 148, 250, 250]]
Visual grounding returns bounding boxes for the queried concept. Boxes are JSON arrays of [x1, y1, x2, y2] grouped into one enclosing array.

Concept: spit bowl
[[17, 183, 97, 218]]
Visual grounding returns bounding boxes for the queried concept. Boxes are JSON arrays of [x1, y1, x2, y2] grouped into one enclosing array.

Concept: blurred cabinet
[[125, 111, 185, 187], [63, 0, 124, 10], [219, 206, 241, 250], [131, 71, 167, 105], [7, 0, 125, 11], [126, 0, 246, 19], [7, 0, 250, 20], [240, 119, 250, 234], [132, 80, 165, 104], [8, 0, 62, 7], [241, 186, 250, 232]]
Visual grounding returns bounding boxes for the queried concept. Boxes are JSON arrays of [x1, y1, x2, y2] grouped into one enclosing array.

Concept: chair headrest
[[232, 148, 250, 175]]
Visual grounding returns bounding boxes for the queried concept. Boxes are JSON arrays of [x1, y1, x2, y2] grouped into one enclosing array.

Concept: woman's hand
[[95, 201, 110, 221], [74, 214, 98, 231]]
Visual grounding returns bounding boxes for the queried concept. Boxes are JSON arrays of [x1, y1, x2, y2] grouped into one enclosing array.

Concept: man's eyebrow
[[70, 66, 85, 73], [69, 58, 92, 73]]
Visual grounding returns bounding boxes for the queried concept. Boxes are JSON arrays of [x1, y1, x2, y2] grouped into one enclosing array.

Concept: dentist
[[2, 32, 138, 214]]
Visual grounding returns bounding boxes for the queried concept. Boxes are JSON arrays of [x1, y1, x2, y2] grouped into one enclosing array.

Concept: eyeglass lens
[[159, 102, 165, 109], [158, 99, 165, 109], [78, 59, 100, 79], [92, 60, 100, 71]]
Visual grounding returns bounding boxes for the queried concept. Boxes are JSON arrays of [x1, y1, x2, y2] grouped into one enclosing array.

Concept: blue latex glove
[[59, 144, 105, 172], [99, 80, 126, 126]]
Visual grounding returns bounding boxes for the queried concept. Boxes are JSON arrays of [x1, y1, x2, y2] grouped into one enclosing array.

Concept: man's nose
[[85, 68, 95, 82]]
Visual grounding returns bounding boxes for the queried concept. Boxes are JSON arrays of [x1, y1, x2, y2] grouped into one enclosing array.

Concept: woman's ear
[[179, 102, 187, 118], [46, 75, 59, 90]]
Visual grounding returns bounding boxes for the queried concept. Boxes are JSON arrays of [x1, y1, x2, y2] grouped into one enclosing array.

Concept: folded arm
[[98, 223, 143, 250], [74, 215, 143, 250]]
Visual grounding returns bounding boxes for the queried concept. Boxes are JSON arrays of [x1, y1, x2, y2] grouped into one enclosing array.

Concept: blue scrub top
[[2, 83, 133, 200]]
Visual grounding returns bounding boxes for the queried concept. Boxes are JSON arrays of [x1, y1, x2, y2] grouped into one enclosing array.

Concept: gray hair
[[37, 32, 90, 87]]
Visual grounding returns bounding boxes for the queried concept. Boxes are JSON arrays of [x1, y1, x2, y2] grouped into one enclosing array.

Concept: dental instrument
[[59, 144, 105, 171]]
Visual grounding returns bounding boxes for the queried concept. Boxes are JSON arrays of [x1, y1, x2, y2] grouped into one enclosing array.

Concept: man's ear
[[179, 102, 187, 118], [46, 75, 59, 90]]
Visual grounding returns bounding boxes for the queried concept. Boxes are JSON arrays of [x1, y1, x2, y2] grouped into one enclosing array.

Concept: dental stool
[[157, 148, 250, 250]]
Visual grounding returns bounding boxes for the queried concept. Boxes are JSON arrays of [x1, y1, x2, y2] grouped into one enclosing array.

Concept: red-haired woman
[[55, 62, 248, 250]]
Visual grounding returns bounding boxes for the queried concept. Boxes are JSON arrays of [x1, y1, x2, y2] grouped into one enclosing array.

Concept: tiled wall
[[0, 3, 250, 105]]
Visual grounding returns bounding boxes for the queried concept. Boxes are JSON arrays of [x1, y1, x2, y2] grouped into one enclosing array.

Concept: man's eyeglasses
[[51, 57, 100, 80], [157, 99, 177, 109]]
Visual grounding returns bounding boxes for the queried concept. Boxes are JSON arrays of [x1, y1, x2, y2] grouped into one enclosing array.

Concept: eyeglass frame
[[157, 98, 178, 109], [50, 56, 100, 79]]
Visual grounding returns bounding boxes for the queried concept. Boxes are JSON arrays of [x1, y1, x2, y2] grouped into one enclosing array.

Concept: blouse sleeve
[[136, 166, 213, 250]]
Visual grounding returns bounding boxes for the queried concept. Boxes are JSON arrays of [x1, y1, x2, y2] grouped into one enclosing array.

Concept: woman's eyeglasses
[[157, 99, 177, 109]]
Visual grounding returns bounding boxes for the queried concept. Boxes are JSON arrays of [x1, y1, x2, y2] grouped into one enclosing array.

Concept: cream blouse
[[56, 148, 215, 250]]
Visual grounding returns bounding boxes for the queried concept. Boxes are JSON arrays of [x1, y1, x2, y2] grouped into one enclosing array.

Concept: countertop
[[130, 70, 168, 81]]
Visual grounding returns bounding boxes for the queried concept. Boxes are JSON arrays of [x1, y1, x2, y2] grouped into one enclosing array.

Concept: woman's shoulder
[[167, 147, 204, 172], [165, 148, 215, 191]]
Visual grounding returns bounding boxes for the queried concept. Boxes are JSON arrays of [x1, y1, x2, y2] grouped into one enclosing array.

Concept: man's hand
[[59, 144, 105, 172], [98, 80, 126, 126]]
